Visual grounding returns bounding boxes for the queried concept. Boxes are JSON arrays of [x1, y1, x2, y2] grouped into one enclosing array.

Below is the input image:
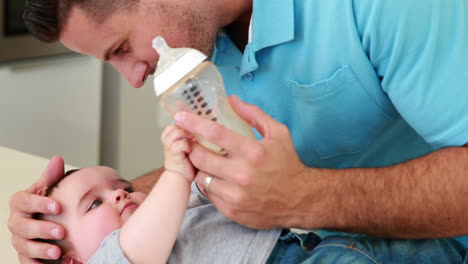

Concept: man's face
[[49, 166, 146, 262], [60, 0, 218, 88]]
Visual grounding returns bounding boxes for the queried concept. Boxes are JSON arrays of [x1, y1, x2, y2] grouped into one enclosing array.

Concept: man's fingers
[[9, 216, 64, 241], [174, 111, 253, 154], [35, 156, 65, 190], [18, 254, 44, 264], [13, 237, 61, 261], [195, 170, 244, 205], [189, 143, 240, 181], [8, 156, 65, 263], [9, 191, 60, 215], [228, 95, 281, 138], [206, 192, 284, 229]]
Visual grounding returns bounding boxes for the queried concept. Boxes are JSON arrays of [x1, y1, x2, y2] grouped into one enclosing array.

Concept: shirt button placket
[[243, 72, 255, 81]]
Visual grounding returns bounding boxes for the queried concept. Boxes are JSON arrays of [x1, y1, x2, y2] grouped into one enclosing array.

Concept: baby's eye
[[88, 199, 103, 211], [124, 186, 135, 193]]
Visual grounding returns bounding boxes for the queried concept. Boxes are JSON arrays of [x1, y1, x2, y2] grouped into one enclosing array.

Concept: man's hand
[[8, 156, 66, 263], [174, 95, 309, 229], [175, 96, 468, 237]]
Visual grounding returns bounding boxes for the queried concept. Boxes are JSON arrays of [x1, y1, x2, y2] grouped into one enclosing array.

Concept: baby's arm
[[119, 125, 195, 264]]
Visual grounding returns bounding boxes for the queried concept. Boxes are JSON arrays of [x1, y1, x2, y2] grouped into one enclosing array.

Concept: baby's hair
[[33, 169, 80, 264]]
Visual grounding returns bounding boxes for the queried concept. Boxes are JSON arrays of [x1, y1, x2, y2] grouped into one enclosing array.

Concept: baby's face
[[49, 166, 147, 262]]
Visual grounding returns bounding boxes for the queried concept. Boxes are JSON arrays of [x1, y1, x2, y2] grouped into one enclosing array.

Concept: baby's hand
[[161, 125, 196, 182]]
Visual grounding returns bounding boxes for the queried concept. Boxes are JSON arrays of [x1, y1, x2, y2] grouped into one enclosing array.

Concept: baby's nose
[[114, 189, 128, 202]]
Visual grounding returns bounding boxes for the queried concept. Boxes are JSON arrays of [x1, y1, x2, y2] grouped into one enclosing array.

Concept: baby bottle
[[152, 36, 255, 155]]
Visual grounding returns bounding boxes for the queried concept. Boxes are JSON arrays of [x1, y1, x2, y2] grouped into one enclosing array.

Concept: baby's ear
[[62, 256, 83, 264]]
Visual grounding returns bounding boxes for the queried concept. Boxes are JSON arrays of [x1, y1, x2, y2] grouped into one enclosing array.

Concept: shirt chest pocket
[[288, 66, 392, 160]]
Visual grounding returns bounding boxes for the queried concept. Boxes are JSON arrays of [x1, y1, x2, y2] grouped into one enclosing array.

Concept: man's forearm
[[299, 145, 468, 239], [131, 167, 165, 194]]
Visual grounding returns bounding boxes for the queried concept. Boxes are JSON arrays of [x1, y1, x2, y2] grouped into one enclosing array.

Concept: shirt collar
[[211, 0, 295, 75], [210, 30, 242, 68], [240, 0, 295, 75], [250, 0, 295, 53]]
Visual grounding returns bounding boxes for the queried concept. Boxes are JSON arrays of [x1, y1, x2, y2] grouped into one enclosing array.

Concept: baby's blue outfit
[[213, 0, 468, 259]]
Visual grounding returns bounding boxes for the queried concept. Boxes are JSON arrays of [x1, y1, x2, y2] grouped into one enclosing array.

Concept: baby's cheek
[[76, 206, 123, 260], [89, 206, 123, 238]]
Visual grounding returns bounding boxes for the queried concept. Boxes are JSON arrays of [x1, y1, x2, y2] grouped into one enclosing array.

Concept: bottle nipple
[[152, 36, 207, 96], [152, 36, 169, 55]]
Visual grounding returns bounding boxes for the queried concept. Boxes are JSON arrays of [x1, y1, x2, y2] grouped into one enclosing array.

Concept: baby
[[36, 125, 282, 264], [35, 125, 466, 264]]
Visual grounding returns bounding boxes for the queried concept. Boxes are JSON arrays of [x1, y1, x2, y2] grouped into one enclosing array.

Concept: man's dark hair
[[33, 169, 80, 264], [23, 0, 139, 43]]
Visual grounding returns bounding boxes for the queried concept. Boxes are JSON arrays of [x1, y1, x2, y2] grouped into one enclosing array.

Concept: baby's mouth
[[121, 201, 138, 215]]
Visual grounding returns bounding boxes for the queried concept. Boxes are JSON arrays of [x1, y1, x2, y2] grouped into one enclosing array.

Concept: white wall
[[0, 55, 102, 167], [0, 54, 165, 181], [100, 64, 166, 180]]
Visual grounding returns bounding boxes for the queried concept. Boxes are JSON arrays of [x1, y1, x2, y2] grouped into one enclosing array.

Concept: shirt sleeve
[[88, 229, 131, 264], [354, 0, 468, 148]]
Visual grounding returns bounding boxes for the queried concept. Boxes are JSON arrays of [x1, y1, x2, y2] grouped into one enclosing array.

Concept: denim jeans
[[266, 230, 467, 264]]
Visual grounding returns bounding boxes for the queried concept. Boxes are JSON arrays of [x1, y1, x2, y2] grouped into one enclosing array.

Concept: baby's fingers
[[161, 125, 178, 145], [162, 125, 191, 146], [171, 139, 192, 155]]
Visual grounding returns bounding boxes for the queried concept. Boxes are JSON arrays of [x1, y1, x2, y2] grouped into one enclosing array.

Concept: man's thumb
[[39, 156, 65, 187]]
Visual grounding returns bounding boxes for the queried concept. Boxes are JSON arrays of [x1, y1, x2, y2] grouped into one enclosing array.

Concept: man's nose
[[114, 60, 149, 88]]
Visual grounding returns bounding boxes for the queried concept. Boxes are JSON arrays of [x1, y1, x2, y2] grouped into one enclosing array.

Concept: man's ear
[[62, 256, 83, 264]]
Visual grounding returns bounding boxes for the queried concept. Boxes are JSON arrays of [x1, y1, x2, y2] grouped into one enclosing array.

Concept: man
[[10, 0, 468, 262]]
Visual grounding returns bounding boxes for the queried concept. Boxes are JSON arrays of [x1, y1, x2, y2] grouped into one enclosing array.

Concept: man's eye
[[113, 42, 127, 56], [113, 46, 123, 55], [88, 199, 103, 211]]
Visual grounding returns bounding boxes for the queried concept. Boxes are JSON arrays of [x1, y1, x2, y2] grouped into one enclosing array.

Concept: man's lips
[[141, 70, 149, 84], [142, 67, 155, 84], [121, 202, 138, 215]]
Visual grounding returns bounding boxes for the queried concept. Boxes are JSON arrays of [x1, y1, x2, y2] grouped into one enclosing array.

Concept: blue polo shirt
[[212, 0, 468, 246]]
